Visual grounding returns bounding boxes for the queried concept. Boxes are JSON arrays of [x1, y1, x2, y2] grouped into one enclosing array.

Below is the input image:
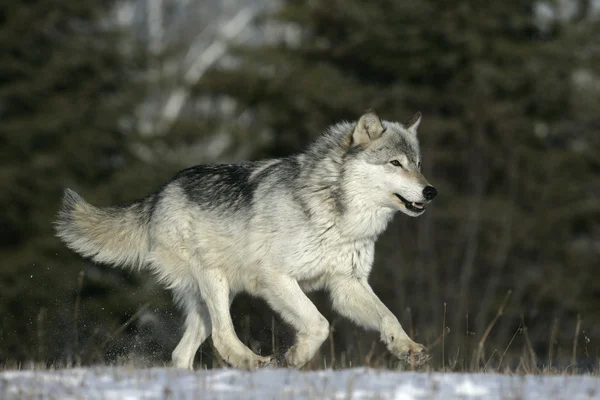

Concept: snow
[[454, 379, 489, 397], [1, 367, 598, 400]]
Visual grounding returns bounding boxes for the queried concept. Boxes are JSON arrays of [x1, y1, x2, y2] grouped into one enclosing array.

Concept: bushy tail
[[55, 189, 152, 269]]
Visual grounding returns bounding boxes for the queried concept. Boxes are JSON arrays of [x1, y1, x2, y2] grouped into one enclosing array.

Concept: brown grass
[[2, 273, 597, 376]]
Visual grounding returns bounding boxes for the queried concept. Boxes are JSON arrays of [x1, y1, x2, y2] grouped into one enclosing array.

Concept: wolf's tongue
[[412, 202, 424, 209]]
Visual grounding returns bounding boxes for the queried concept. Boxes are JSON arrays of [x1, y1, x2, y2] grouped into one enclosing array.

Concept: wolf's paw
[[394, 341, 430, 366], [257, 355, 276, 368], [245, 355, 276, 369], [222, 352, 275, 370], [284, 345, 315, 369], [284, 345, 303, 368]]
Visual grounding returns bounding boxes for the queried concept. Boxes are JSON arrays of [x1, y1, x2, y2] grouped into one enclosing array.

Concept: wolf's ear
[[352, 111, 386, 146], [404, 112, 422, 136]]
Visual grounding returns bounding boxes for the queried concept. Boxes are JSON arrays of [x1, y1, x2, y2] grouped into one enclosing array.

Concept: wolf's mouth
[[394, 194, 426, 213]]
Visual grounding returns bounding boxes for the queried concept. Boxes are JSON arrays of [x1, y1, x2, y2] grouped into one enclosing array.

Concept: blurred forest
[[1, 0, 599, 371]]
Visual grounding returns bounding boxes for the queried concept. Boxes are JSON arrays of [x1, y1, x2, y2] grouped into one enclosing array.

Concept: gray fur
[[55, 111, 436, 369]]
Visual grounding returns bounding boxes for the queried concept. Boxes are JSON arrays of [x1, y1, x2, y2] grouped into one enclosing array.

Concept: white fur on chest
[[270, 224, 377, 284], [302, 239, 376, 291]]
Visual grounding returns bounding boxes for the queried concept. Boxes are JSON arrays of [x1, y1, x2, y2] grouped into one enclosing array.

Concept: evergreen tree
[[0, 0, 172, 364]]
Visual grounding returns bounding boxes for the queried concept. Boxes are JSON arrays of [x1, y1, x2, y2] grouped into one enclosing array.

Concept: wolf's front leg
[[328, 277, 426, 363]]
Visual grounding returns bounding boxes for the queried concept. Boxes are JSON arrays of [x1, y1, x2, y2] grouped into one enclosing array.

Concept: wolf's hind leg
[[171, 290, 211, 370], [257, 272, 329, 368], [194, 268, 273, 369]]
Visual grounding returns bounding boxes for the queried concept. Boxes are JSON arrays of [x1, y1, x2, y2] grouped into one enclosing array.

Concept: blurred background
[[1, 0, 599, 371]]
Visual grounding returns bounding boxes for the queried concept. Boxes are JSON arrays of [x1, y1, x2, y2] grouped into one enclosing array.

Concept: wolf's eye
[[418, 162, 422, 169], [390, 160, 402, 167]]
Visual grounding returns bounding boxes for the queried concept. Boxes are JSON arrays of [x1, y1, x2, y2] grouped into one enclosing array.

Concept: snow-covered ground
[[1, 367, 598, 399]]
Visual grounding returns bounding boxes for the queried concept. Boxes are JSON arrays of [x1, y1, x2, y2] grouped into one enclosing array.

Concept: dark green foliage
[[0, 0, 174, 364]]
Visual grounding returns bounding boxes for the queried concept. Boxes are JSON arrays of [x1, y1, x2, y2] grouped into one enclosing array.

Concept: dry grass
[[2, 315, 597, 376], [1, 274, 597, 376]]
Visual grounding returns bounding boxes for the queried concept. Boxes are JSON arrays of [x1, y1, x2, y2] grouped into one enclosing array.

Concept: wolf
[[56, 110, 437, 370]]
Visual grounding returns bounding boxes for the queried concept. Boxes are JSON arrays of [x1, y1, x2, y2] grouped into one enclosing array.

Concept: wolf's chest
[[285, 235, 376, 283]]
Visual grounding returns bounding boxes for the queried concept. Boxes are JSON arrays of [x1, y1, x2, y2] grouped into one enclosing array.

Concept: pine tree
[[0, 0, 170, 363]]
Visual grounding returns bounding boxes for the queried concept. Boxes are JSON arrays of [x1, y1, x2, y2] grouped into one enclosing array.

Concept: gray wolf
[[56, 111, 437, 369]]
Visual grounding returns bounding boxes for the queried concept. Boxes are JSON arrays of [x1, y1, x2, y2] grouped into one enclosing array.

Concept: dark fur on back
[[177, 164, 259, 211], [175, 156, 304, 212]]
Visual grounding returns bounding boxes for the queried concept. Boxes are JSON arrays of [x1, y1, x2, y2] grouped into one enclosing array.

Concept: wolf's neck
[[338, 208, 394, 240], [335, 185, 395, 240], [296, 144, 395, 240], [332, 162, 397, 239]]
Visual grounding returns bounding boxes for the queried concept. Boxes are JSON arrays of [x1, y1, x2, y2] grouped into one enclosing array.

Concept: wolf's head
[[345, 111, 437, 217]]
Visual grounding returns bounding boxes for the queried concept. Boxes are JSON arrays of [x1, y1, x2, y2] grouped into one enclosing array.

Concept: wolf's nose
[[423, 186, 437, 200]]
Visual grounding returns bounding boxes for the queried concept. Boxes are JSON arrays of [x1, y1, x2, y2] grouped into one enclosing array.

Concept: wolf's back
[[55, 189, 151, 269]]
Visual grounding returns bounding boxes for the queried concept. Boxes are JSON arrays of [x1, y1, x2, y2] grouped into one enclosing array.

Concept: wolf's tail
[[55, 189, 152, 269]]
